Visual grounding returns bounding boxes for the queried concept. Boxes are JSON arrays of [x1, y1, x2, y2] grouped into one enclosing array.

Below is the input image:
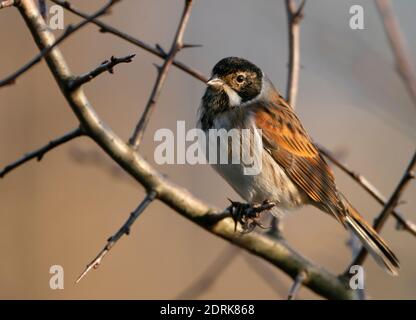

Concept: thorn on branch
[[50, 0, 208, 83], [287, 270, 307, 300], [1, 0, 118, 89], [182, 43, 203, 49], [68, 54, 136, 90], [286, 0, 306, 23], [155, 44, 167, 56], [294, 0, 306, 21], [75, 191, 157, 284], [0, 128, 83, 178]]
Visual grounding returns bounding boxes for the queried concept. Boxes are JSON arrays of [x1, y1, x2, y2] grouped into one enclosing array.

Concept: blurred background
[[0, 0, 415, 299]]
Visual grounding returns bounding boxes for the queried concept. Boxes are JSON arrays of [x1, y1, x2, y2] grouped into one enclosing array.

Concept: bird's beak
[[207, 76, 224, 88]]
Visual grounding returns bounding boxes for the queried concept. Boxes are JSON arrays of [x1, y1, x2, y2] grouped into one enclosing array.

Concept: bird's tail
[[340, 194, 399, 276]]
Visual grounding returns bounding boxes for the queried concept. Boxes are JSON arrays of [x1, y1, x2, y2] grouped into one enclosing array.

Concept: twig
[[67, 54, 136, 90], [50, 0, 207, 83], [68, 152, 289, 298], [0, 0, 14, 9], [128, 0, 194, 148], [0, 127, 83, 178], [287, 270, 307, 300], [17, 0, 354, 299], [319, 145, 416, 237], [76, 191, 157, 283], [351, 151, 416, 267], [375, 0, 416, 108], [285, 0, 306, 108], [0, 0, 118, 88]]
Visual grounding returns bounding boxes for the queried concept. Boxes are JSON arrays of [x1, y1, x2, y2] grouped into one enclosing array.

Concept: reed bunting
[[198, 57, 399, 275]]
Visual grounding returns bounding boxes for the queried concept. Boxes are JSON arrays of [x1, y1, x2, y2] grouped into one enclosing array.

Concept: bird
[[198, 56, 399, 275]]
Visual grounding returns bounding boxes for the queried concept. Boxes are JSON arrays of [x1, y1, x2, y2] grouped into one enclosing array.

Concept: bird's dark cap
[[212, 57, 262, 79]]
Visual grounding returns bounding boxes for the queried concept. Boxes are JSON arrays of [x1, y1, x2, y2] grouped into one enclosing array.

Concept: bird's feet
[[227, 199, 276, 233]]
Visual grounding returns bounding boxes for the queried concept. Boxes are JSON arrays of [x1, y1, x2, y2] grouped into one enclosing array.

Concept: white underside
[[205, 113, 306, 217]]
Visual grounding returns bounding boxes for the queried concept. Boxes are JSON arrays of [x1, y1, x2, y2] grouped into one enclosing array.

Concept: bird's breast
[[202, 111, 306, 214]]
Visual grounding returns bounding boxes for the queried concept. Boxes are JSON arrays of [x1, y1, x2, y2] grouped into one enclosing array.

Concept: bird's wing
[[251, 96, 343, 217]]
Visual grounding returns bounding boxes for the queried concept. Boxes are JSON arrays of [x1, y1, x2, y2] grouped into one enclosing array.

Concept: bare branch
[[0, 0, 14, 9], [17, 0, 354, 299], [351, 151, 416, 267], [0, 127, 83, 178], [0, 0, 118, 88], [50, 0, 207, 83], [375, 0, 416, 108], [269, 0, 307, 234], [287, 270, 307, 300], [76, 191, 157, 283], [128, 0, 194, 148], [319, 145, 416, 237], [68, 54, 136, 90], [69, 153, 289, 298], [285, 0, 306, 108]]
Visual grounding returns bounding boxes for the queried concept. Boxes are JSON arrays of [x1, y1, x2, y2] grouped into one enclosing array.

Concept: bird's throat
[[200, 87, 233, 130]]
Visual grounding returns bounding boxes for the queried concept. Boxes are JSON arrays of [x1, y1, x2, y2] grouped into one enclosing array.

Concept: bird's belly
[[212, 151, 306, 215]]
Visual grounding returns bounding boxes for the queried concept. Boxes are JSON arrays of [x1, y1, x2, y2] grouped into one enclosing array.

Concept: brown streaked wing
[[252, 98, 343, 214]]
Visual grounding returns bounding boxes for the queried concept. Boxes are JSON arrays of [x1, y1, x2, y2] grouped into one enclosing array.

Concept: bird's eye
[[236, 75, 245, 83]]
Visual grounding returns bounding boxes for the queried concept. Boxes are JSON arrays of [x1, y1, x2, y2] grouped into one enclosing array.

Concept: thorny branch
[[0, 0, 119, 88], [0, 127, 83, 178], [13, 0, 354, 299], [319, 146, 416, 237], [1, 0, 413, 300], [50, 0, 207, 83], [68, 54, 136, 90], [128, 0, 194, 148], [351, 151, 416, 268], [285, 0, 306, 108], [76, 191, 157, 283]]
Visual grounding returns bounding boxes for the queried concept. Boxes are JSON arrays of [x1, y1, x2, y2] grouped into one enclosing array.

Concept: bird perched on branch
[[198, 57, 399, 275]]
